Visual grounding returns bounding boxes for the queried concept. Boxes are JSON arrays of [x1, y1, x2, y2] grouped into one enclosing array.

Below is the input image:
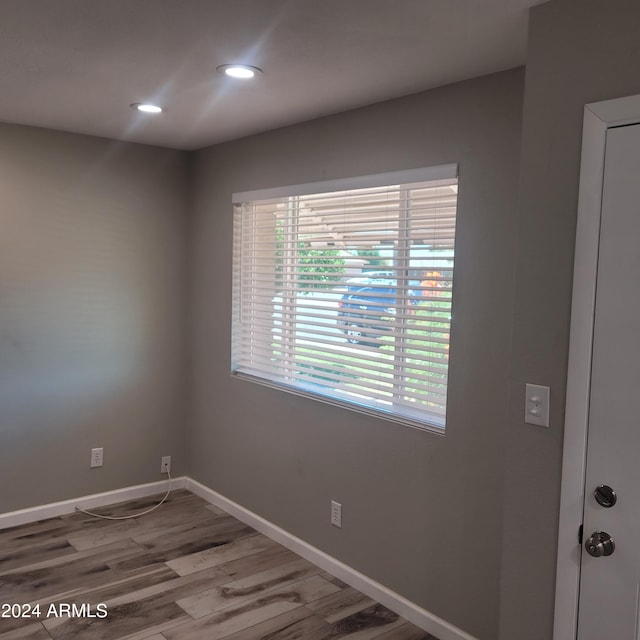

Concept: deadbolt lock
[[585, 531, 615, 558], [594, 484, 617, 508]]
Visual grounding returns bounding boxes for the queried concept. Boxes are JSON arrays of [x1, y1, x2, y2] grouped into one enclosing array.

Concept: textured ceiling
[[0, 0, 544, 150]]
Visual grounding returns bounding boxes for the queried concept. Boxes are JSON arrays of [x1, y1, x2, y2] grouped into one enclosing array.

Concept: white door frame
[[554, 93, 640, 639]]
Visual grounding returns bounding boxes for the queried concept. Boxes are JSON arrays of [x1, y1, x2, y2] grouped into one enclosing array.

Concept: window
[[232, 165, 458, 431]]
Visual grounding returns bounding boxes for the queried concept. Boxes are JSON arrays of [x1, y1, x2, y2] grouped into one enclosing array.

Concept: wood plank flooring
[[0, 490, 438, 640]]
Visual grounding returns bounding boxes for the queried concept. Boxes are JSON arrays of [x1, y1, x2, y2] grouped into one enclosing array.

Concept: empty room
[[2, 1, 640, 639]]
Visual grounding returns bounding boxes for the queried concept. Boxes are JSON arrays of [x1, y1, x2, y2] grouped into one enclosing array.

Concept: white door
[[578, 123, 640, 638]]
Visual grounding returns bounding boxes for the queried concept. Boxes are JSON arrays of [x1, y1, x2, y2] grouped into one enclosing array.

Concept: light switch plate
[[525, 383, 550, 427]]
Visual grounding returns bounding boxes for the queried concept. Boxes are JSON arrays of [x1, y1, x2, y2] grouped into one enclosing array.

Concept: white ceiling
[[0, 0, 544, 150]]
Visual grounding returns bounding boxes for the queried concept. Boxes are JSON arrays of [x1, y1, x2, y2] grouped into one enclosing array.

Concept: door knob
[[585, 531, 615, 557]]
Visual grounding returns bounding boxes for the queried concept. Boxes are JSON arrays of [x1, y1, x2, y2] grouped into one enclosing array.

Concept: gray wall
[[500, 1, 640, 638], [0, 125, 189, 512], [189, 68, 524, 640]]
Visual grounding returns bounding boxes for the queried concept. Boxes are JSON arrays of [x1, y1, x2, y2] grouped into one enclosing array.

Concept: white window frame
[[232, 164, 458, 433]]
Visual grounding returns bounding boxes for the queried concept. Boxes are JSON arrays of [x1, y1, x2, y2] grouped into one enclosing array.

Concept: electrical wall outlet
[[161, 456, 171, 474], [90, 448, 103, 468], [330, 500, 342, 528]]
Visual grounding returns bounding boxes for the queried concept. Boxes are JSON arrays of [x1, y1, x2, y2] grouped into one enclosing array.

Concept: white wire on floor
[[75, 469, 172, 520]]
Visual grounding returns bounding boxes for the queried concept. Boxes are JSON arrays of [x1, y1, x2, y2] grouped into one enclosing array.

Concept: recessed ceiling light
[[217, 64, 262, 79], [131, 103, 163, 114]]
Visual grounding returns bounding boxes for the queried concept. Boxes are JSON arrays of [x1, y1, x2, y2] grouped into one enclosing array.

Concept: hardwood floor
[[0, 490, 437, 640]]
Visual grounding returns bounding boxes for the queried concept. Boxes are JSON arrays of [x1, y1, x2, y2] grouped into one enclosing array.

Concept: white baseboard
[[0, 476, 186, 530], [185, 477, 478, 640]]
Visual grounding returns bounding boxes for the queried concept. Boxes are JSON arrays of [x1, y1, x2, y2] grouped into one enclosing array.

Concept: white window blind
[[232, 165, 458, 431]]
